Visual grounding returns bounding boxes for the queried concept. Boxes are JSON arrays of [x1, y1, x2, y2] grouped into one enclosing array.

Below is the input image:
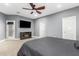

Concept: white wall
[[35, 18, 47, 37], [0, 13, 5, 40], [35, 6, 79, 40], [5, 15, 35, 38]]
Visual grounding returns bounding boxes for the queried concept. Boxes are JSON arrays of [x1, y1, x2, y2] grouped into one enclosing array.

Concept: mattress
[[17, 37, 79, 56]]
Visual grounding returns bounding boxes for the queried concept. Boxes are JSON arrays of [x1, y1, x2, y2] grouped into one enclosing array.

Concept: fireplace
[[20, 32, 32, 40]]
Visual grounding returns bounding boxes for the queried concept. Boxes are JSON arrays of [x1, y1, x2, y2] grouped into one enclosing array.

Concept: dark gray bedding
[[17, 37, 79, 56]]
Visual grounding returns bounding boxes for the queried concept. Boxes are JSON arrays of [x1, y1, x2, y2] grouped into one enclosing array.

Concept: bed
[[17, 37, 79, 56]]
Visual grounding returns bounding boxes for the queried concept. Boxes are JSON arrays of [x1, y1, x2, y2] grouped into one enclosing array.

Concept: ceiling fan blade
[[23, 8, 32, 10], [29, 3, 35, 9], [36, 10, 41, 14], [30, 12, 33, 14], [35, 6, 45, 10]]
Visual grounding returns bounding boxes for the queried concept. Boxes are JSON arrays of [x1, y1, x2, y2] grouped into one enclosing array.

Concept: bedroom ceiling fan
[[23, 3, 45, 14]]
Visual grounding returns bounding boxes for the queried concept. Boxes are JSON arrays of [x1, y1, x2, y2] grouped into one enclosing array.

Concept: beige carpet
[[0, 38, 34, 56]]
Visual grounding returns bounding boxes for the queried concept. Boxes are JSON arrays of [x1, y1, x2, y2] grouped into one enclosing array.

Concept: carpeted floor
[[0, 38, 36, 56]]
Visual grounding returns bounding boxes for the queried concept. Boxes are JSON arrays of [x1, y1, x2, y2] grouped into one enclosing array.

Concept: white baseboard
[[5, 38, 20, 40]]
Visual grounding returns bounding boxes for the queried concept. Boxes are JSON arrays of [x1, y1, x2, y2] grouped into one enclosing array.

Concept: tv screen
[[20, 20, 31, 28]]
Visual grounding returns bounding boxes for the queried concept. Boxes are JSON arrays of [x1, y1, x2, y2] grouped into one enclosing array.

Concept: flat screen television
[[20, 20, 31, 28]]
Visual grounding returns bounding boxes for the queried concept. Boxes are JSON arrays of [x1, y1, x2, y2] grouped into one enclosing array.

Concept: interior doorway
[[6, 20, 15, 39]]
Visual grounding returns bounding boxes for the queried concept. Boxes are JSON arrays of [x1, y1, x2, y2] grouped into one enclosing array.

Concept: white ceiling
[[0, 3, 79, 19]]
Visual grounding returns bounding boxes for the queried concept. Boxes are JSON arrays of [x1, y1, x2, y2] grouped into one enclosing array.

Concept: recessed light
[[17, 12, 20, 14], [4, 3, 10, 6], [57, 4, 62, 8]]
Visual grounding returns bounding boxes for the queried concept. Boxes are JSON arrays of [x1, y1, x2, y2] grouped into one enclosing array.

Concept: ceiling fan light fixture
[[34, 14, 37, 16], [23, 3, 45, 14]]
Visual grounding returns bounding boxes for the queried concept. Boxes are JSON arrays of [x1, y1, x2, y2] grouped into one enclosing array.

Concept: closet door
[[62, 16, 76, 40]]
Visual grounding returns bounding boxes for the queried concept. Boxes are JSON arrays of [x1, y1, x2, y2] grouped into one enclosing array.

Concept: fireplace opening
[[20, 32, 32, 40]]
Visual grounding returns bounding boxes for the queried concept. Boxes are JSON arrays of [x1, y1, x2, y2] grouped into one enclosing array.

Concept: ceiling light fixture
[[34, 14, 37, 16], [5, 3, 10, 6], [17, 12, 20, 14], [57, 4, 62, 8]]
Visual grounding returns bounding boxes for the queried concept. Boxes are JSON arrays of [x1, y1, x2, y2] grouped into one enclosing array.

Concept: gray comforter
[[17, 37, 79, 56]]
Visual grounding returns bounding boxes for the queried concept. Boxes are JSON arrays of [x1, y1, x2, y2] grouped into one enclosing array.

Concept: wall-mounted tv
[[20, 20, 31, 28]]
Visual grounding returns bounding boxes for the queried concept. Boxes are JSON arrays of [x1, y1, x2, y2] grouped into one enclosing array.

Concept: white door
[[6, 20, 15, 39], [39, 19, 46, 37], [62, 16, 76, 40], [39, 23, 45, 37]]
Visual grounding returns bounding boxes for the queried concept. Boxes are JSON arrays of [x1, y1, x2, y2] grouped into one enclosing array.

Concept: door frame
[[62, 16, 76, 40], [6, 20, 15, 39]]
